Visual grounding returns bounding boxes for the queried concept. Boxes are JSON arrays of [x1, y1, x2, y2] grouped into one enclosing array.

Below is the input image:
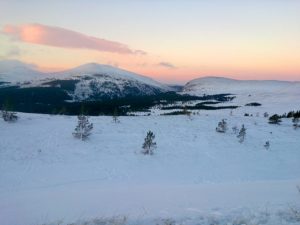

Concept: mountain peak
[[70, 62, 116, 73]]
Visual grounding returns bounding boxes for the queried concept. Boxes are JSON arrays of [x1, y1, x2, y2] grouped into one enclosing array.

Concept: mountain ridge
[[183, 76, 300, 94], [0, 60, 172, 101]]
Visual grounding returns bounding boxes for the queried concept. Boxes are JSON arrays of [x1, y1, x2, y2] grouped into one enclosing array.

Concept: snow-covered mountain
[[53, 63, 166, 89], [183, 76, 298, 95], [182, 76, 300, 113], [0, 60, 171, 101], [0, 60, 46, 83], [46, 63, 171, 100]]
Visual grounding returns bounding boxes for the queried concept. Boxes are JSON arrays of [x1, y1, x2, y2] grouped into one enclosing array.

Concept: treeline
[[0, 87, 234, 115], [279, 110, 300, 118]]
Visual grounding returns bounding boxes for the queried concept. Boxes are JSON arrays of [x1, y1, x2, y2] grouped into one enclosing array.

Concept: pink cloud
[[2, 23, 146, 55]]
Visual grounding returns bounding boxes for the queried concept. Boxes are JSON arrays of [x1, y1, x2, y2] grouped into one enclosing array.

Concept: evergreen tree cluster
[[268, 114, 282, 124], [268, 111, 300, 129], [215, 119, 247, 143], [268, 110, 300, 120], [280, 110, 300, 118]]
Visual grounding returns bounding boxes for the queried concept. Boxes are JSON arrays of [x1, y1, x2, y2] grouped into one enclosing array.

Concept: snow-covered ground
[[182, 77, 300, 115], [0, 112, 300, 225]]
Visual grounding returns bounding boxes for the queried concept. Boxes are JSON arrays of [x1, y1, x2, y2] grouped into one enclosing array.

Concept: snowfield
[[182, 77, 300, 115], [0, 112, 300, 225]]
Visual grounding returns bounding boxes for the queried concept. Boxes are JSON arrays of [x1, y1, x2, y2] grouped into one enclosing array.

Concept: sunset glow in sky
[[0, 0, 300, 83]]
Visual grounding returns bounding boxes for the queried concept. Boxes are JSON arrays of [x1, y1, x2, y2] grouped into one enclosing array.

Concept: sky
[[0, 0, 299, 83]]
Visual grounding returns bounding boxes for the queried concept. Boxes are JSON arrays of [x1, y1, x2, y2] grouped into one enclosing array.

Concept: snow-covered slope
[[0, 60, 46, 83], [183, 76, 300, 113], [47, 63, 171, 100], [183, 76, 297, 95], [54, 63, 167, 90], [1, 113, 299, 225], [0, 60, 171, 100]]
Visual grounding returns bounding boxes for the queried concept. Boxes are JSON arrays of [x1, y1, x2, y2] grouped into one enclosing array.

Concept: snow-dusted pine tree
[[269, 114, 281, 124], [216, 119, 228, 133], [1, 99, 18, 122], [264, 141, 270, 150], [232, 126, 239, 134], [237, 124, 246, 143], [72, 115, 93, 141], [183, 106, 192, 120], [1, 110, 18, 122], [112, 108, 120, 123], [264, 112, 269, 118], [293, 117, 300, 130], [142, 131, 157, 155]]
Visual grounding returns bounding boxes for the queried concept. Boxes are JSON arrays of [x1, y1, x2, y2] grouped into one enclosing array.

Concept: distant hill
[[182, 76, 300, 113]]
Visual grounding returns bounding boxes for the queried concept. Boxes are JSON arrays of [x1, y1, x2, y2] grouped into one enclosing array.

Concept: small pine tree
[[237, 124, 246, 143], [232, 125, 239, 134], [264, 141, 270, 150], [216, 119, 228, 133], [183, 106, 192, 119], [142, 131, 157, 155], [1, 100, 18, 122], [294, 110, 300, 118], [287, 111, 295, 118], [58, 106, 67, 115], [112, 108, 120, 123], [264, 112, 269, 118], [293, 117, 300, 130], [269, 114, 282, 124], [73, 115, 93, 140], [1, 110, 18, 122]]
